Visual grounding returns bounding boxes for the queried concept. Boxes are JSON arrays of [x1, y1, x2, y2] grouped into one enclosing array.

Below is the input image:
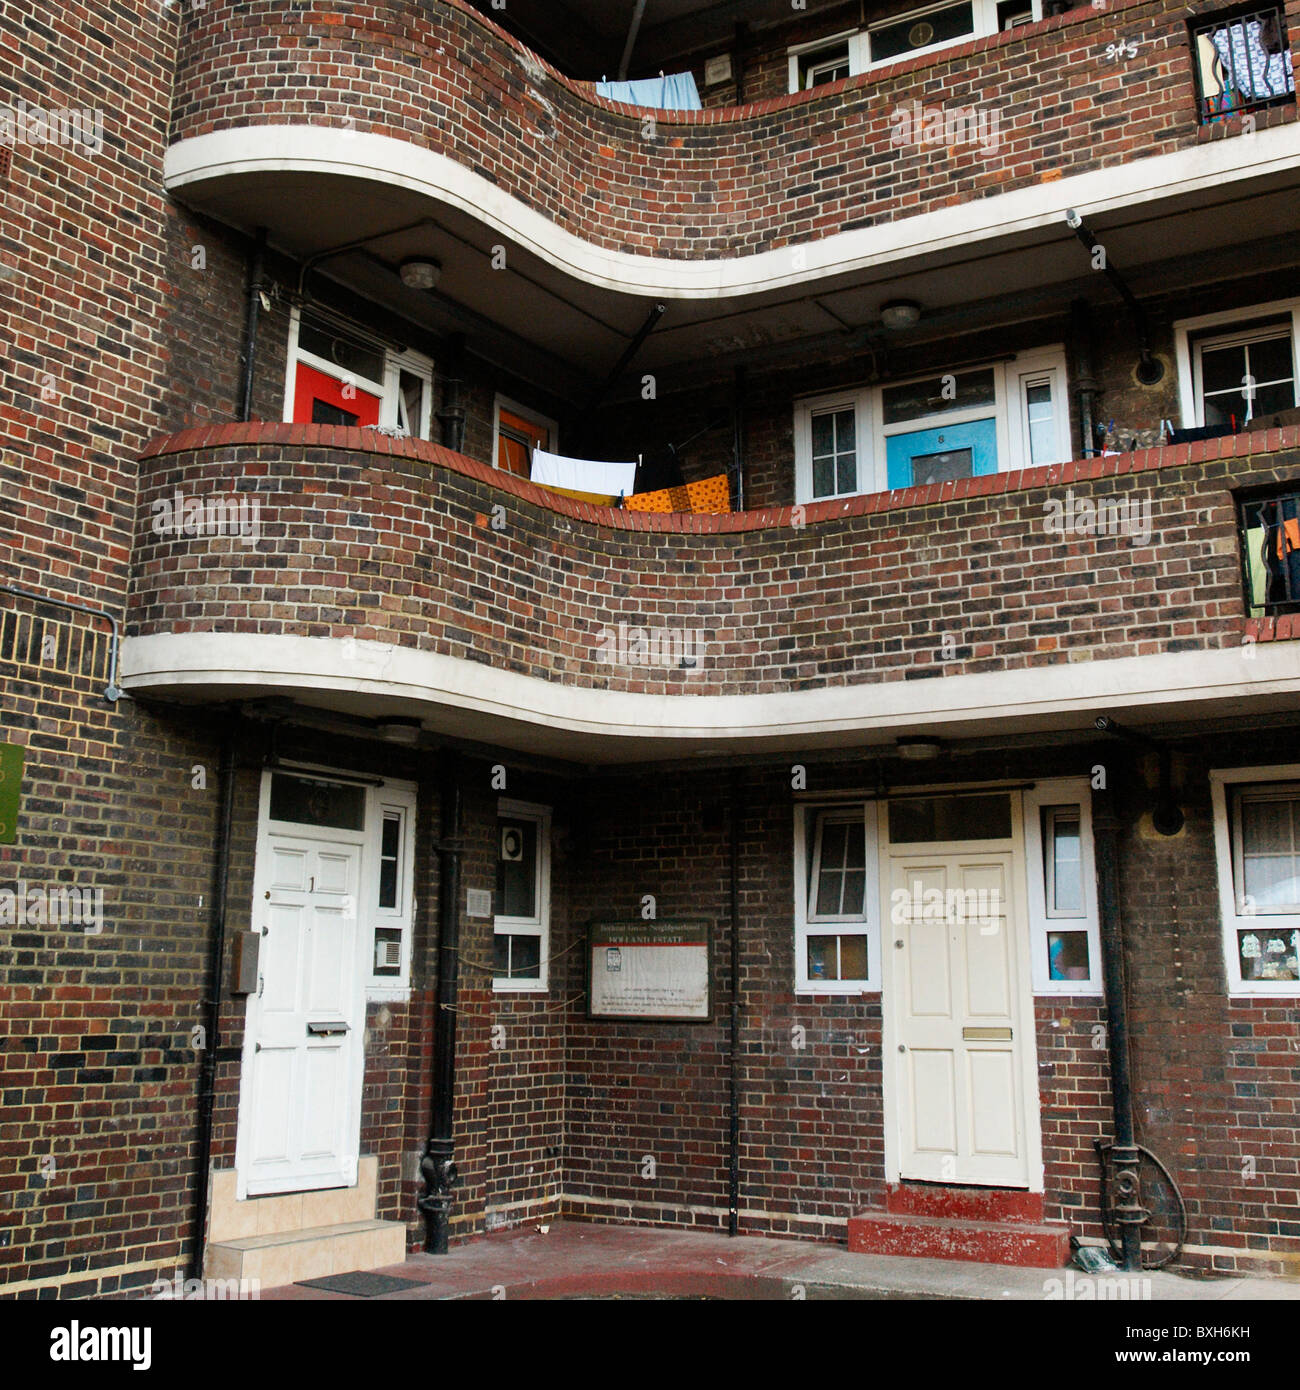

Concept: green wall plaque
[[0, 742, 24, 844]]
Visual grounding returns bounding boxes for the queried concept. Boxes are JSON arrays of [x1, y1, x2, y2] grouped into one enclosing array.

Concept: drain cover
[[297, 1271, 425, 1297]]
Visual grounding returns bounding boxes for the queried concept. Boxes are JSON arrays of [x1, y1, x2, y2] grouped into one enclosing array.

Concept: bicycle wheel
[[1095, 1141, 1188, 1271]]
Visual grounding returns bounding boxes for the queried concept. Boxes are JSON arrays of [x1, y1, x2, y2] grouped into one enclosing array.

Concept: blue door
[[885, 416, 999, 490]]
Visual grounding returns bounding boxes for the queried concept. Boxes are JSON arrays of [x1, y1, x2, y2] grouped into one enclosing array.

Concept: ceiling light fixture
[[895, 736, 943, 761], [399, 258, 441, 291], [880, 299, 921, 330]]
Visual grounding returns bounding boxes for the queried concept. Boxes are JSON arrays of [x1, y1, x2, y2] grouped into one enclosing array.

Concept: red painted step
[[849, 1186, 1070, 1269], [848, 1210, 1070, 1270], [884, 1183, 1046, 1225]]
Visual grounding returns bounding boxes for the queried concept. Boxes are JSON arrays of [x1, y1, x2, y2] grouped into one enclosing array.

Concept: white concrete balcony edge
[[121, 631, 1300, 763], [164, 123, 1300, 303]]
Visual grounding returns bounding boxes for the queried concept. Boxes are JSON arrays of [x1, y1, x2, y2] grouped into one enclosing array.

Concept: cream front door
[[237, 833, 366, 1197], [886, 835, 1037, 1188]]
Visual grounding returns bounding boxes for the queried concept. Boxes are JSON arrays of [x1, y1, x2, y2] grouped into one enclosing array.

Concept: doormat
[[297, 1271, 425, 1298]]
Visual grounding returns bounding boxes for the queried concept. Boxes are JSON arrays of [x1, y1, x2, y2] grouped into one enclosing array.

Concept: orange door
[[497, 409, 549, 478]]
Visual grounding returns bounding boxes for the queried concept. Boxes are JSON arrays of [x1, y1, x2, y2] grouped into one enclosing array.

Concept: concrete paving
[[261, 1219, 1300, 1301]]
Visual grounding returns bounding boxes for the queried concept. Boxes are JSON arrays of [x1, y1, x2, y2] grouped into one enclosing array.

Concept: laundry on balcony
[[594, 71, 702, 111], [529, 448, 640, 505], [624, 473, 732, 516], [1193, 9, 1295, 121]]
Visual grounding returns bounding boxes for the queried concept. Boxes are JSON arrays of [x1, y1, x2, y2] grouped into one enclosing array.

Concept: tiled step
[[207, 1157, 380, 1241], [884, 1182, 1045, 1225], [848, 1210, 1070, 1269], [204, 1218, 407, 1288]]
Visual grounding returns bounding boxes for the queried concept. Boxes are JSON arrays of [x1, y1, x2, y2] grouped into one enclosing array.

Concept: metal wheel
[[1095, 1140, 1188, 1271]]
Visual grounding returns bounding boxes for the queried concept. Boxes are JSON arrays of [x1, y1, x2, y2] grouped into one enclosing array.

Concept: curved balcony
[[122, 422, 1300, 763], [165, 0, 1300, 377]]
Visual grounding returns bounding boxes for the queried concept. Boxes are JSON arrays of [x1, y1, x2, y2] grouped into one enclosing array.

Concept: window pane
[[268, 774, 365, 831], [812, 454, 836, 498], [841, 870, 867, 915], [1048, 810, 1083, 915], [882, 368, 996, 425], [493, 933, 511, 976], [835, 449, 857, 495], [871, 2, 974, 62], [816, 868, 843, 916], [1200, 342, 1247, 396], [1248, 334, 1295, 387], [510, 934, 542, 980], [802, 44, 850, 88], [889, 793, 1012, 843], [497, 818, 538, 918], [839, 934, 868, 980], [1237, 928, 1300, 982], [1239, 794, 1300, 910], [1025, 380, 1056, 466], [1048, 931, 1091, 982], [811, 412, 835, 457], [378, 857, 398, 910], [298, 318, 385, 385]]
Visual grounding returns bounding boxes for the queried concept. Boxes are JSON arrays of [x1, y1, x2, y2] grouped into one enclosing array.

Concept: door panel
[[241, 835, 364, 1195], [889, 845, 1033, 1186]]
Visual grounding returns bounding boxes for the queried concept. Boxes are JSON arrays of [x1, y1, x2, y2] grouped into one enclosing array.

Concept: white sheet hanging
[[530, 449, 638, 497]]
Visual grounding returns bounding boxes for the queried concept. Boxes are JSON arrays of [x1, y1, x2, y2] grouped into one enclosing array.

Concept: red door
[[293, 363, 382, 428]]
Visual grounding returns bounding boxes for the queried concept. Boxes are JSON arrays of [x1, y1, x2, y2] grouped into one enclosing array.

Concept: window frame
[[1024, 779, 1102, 996], [1174, 297, 1300, 429], [365, 785, 418, 995], [794, 800, 881, 994], [793, 348, 1069, 505], [493, 797, 552, 993], [786, 29, 859, 93], [492, 393, 559, 480], [1210, 764, 1300, 996], [283, 306, 434, 438]]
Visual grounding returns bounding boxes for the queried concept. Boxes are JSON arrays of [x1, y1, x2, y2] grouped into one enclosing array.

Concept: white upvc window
[[786, 1, 1045, 91], [1210, 766, 1300, 996], [862, 0, 1043, 69], [794, 801, 881, 993], [493, 798, 552, 992], [787, 30, 858, 92], [1024, 779, 1102, 996], [284, 306, 434, 438], [1174, 298, 1300, 430], [793, 348, 1069, 505], [367, 787, 417, 993]]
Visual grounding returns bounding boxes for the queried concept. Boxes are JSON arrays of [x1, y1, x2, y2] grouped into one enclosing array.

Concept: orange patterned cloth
[[624, 473, 731, 515]]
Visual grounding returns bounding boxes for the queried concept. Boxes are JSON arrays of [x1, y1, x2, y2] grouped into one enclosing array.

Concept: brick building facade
[[2, 0, 1299, 1295]]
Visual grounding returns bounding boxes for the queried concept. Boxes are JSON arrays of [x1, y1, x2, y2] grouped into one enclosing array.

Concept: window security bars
[[1240, 489, 1300, 617], [1191, 6, 1296, 122]]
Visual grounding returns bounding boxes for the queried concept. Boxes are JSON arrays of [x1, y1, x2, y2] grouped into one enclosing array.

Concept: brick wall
[[131, 423, 1298, 699], [168, 0, 1299, 263]]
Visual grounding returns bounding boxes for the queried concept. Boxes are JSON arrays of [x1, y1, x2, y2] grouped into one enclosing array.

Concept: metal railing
[[1240, 490, 1300, 617], [1191, 6, 1296, 123]]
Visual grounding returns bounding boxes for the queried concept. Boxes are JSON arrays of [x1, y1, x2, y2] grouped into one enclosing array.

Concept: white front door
[[885, 804, 1039, 1188], [237, 833, 366, 1196]]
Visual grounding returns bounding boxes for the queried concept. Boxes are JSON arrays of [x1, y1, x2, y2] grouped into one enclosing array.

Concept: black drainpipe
[[731, 366, 746, 512], [419, 753, 464, 1252], [728, 771, 742, 1236], [438, 333, 467, 454], [1070, 298, 1099, 459], [238, 228, 268, 423], [189, 719, 238, 1281], [1090, 768, 1143, 1273]]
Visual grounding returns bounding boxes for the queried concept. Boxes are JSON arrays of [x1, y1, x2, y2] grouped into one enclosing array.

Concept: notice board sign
[[587, 921, 711, 1022], [0, 742, 23, 844]]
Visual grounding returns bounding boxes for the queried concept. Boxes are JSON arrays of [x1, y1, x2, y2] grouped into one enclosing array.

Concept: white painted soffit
[[122, 632, 1300, 753], [164, 123, 1300, 303]]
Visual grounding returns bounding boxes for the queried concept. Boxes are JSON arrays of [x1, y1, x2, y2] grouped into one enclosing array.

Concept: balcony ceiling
[[179, 161, 1300, 407], [469, 0, 840, 78]]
